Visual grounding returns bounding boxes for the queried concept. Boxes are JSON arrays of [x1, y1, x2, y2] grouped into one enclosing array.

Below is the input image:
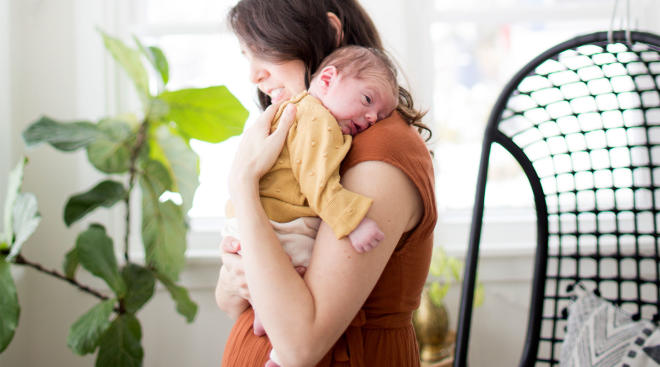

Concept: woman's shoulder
[[343, 111, 438, 244], [344, 112, 432, 170]]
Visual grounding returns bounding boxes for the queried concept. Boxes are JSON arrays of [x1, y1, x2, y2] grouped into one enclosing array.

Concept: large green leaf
[[22, 116, 100, 151], [138, 159, 173, 198], [99, 31, 150, 104], [96, 314, 143, 367], [146, 47, 168, 85], [64, 180, 127, 226], [134, 36, 169, 87], [140, 197, 186, 282], [6, 193, 41, 262], [157, 86, 248, 143], [67, 298, 115, 355], [121, 264, 155, 314], [76, 225, 126, 298], [86, 118, 134, 174], [155, 272, 197, 323], [2, 158, 26, 250], [150, 126, 200, 214], [138, 158, 185, 281], [0, 259, 19, 353]]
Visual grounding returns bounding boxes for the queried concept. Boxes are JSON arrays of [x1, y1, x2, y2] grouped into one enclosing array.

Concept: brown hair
[[313, 46, 398, 107], [228, 0, 430, 140]]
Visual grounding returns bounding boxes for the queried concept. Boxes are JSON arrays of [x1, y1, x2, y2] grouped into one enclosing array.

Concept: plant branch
[[12, 253, 110, 301], [124, 117, 150, 262]]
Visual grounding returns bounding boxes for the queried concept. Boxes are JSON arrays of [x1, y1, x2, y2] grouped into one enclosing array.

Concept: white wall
[[2, 0, 105, 365], [0, 0, 10, 200]]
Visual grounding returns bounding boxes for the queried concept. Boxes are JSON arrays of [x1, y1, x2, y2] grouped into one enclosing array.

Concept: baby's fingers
[[221, 236, 241, 254]]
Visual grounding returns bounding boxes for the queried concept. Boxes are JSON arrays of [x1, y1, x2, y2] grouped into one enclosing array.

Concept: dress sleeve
[[287, 105, 372, 239]]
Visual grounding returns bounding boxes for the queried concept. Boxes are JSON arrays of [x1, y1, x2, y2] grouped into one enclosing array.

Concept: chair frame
[[454, 30, 660, 367]]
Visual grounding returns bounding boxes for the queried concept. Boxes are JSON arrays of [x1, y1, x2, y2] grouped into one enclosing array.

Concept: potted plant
[[413, 247, 484, 363], [0, 30, 248, 366]]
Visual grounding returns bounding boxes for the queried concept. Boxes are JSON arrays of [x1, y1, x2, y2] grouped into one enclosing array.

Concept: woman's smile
[[265, 87, 287, 104], [240, 44, 306, 105]]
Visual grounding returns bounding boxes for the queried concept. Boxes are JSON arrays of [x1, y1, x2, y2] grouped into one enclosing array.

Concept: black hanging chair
[[454, 30, 660, 366]]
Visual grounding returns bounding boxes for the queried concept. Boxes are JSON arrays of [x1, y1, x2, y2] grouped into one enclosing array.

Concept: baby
[[225, 45, 400, 367]]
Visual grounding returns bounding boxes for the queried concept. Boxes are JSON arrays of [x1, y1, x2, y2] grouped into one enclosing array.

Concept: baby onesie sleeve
[[287, 101, 372, 239]]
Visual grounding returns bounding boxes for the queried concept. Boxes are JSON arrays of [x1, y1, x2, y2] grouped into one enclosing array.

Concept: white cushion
[[560, 285, 659, 367]]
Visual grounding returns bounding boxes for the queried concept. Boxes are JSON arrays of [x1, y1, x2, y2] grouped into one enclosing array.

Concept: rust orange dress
[[221, 113, 437, 367]]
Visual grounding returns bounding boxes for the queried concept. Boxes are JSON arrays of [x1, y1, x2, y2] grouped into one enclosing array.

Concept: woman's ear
[[327, 12, 343, 47]]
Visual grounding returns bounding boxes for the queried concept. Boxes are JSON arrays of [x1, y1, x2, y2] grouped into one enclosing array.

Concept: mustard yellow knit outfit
[[255, 91, 372, 239]]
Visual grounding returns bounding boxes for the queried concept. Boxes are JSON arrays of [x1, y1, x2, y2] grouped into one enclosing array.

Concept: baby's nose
[[365, 111, 377, 123]]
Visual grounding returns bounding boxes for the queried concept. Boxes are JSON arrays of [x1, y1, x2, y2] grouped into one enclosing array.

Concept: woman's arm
[[215, 102, 296, 319], [233, 160, 422, 367]]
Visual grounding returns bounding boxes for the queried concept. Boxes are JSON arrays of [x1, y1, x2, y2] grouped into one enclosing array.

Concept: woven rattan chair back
[[454, 31, 660, 367]]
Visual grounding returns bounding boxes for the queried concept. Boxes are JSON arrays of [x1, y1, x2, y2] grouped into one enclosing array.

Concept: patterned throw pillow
[[560, 285, 660, 367], [621, 327, 660, 367]]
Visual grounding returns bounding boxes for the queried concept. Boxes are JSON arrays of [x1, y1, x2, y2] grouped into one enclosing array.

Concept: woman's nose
[[249, 64, 267, 84]]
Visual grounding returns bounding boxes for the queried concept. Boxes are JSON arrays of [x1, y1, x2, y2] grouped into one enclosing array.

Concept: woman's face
[[240, 44, 307, 105]]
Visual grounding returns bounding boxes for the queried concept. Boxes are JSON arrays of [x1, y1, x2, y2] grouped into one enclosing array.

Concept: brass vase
[[413, 288, 450, 362]]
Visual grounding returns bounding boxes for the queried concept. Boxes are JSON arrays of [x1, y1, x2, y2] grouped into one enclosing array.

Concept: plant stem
[[123, 197, 131, 263], [124, 117, 150, 262], [13, 253, 110, 301]]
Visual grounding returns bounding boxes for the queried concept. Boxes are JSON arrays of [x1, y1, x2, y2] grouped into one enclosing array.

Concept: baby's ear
[[318, 66, 338, 91]]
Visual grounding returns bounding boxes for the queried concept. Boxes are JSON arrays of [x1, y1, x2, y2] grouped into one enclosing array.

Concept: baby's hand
[[348, 218, 384, 253]]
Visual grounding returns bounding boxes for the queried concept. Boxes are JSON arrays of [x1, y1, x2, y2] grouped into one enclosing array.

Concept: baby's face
[[322, 76, 397, 136]]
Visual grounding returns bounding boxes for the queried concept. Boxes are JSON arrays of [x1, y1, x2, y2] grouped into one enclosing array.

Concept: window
[[113, 0, 258, 253], [419, 0, 658, 250], [120, 0, 655, 252], [129, 0, 259, 223], [427, 0, 620, 211]]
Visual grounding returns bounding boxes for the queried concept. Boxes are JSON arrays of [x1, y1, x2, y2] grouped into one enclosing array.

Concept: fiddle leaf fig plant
[[0, 30, 248, 365], [427, 247, 485, 308]]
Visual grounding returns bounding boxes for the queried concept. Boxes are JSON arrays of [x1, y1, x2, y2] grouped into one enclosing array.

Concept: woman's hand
[[228, 103, 297, 192], [219, 236, 249, 299], [215, 236, 250, 319]]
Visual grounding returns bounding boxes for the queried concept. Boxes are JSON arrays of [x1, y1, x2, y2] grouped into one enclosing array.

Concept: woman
[[216, 0, 437, 366]]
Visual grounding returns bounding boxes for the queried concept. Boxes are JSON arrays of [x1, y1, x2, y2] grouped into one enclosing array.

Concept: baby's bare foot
[[348, 218, 384, 253]]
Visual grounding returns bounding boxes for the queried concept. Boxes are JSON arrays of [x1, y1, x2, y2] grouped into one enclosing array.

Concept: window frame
[[115, 0, 658, 255]]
